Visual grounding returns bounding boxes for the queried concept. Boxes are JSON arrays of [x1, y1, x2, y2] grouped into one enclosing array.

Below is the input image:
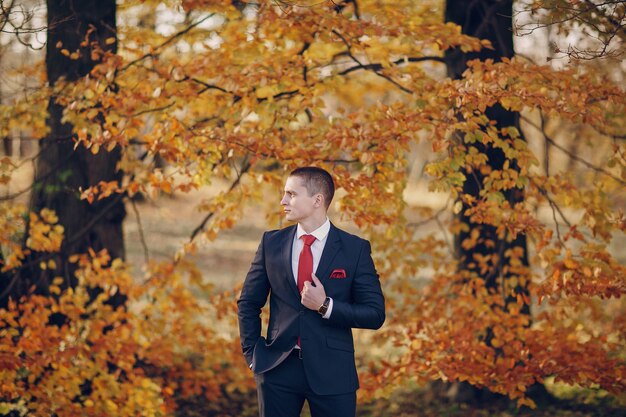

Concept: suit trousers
[[254, 350, 357, 417]]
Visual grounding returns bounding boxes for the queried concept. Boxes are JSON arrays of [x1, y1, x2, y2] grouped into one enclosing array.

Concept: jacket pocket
[[326, 336, 354, 352]]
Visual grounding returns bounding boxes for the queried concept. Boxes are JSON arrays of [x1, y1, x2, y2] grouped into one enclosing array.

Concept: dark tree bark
[[0, 0, 124, 306], [441, 0, 549, 406], [445, 1, 523, 299]]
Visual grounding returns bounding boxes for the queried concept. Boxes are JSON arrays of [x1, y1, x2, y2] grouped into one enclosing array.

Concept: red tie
[[298, 234, 316, 292], [297, 234, 316, 348]]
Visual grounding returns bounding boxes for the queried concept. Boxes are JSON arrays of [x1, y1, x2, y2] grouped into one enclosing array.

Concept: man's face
[[281, 176, 317, 222]]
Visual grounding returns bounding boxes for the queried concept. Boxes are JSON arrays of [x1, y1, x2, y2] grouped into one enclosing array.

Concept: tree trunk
[[0, 0, 124, 306], [442, 0, 546, 405]]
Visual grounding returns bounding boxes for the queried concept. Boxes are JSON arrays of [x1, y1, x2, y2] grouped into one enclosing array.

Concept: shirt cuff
[[322, 297, 333, 319]]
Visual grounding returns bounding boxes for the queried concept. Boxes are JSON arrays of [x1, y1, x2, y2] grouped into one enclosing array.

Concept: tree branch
[[0, 136, 76, 202], [521, 114, 626, 186], [120, 13, 216, 71], [188, 158, 251, 242], [407, 203, 450, 229], [533, 179, 569, 248], [338, 56, 445, 75], [131, 199, 150, 264]]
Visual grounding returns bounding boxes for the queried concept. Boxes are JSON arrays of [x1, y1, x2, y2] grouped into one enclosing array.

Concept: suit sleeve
[[327, 240, 385, 330], [237, 232, 270, 366]]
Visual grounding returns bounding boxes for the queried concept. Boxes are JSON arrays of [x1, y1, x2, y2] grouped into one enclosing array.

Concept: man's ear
[[314, 194, 324, 208]]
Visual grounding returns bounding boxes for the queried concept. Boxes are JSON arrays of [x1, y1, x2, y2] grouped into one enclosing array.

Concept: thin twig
[[436, 214, 454, 255], [407, 203, 449, 228], [120, 13, 216, 71], [128, 102, 176, 118], [532, 178, 569, 248], [521, 113, 626, 185], [131, 199, 150, 264], [0, 136, 76, 201], [188, 158, 252, 242]]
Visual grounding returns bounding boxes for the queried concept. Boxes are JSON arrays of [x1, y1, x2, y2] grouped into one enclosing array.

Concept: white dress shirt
[[291, 218, 333, 319]]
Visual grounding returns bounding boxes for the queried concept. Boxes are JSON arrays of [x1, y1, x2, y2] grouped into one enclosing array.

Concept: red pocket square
[[330, 269, 347, 279]]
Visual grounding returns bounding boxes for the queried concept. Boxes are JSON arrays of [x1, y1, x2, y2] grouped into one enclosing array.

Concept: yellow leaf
[[105, 400, 118, 412], [453, 200, 463, 214], [563, 258, 577, 269]]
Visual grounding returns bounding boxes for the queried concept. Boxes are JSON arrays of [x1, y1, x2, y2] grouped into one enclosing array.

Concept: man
[[237, 166, 385, 417]]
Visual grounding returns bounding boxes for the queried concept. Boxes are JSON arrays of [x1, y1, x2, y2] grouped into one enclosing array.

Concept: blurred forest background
[[0, 0, 625, 416]]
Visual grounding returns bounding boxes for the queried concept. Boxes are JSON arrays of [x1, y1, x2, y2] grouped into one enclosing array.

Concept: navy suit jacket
[[237, 223, 385, 395]]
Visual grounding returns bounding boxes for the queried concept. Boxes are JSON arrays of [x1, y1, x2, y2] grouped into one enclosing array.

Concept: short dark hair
[[289, 166, 335, 209]]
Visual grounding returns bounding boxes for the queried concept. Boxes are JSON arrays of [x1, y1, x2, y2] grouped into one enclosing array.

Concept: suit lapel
[[281, 225, 301, 300], [315, 223, 341, 281]]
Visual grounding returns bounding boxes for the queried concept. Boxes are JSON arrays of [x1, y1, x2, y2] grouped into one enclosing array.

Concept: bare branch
[[131, 199, 150, 264], [128, 102, 176, 118], [514, 0, 626, 60], [188, 157, 251, 242], [407, 203, 450, 229], [0, 1, 48, 51], [0, 136, 76, 202], [533, 179, 569, 248], [338, 56, 445, 75], [120, 13, 216, 71], [521, 114, 626, 186]]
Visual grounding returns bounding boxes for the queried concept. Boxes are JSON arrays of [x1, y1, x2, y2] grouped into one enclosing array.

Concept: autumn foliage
[[0, 0, 625, 415]]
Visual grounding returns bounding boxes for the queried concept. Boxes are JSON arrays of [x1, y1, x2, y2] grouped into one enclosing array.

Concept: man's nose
[[280, 195, 288, 205]]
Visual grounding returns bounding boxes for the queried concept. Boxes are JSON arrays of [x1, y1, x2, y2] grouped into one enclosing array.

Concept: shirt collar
[[296, 217, 331, 242]]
